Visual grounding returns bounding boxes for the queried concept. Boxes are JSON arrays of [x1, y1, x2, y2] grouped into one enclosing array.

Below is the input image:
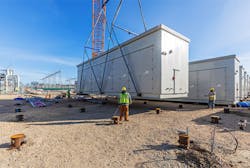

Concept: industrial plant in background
[[28, 70, 76, 92], [0, 69, 20, 94]]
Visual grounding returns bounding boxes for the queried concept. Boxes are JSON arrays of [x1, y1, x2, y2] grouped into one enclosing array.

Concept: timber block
[[112, 116, 119, 124], [211, 115, 221, 124]]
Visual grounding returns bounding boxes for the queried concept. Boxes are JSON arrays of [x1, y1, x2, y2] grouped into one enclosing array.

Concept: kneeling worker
[[119, 86, 132, 121]]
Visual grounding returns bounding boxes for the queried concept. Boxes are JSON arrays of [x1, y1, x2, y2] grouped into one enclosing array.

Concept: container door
[[172, 68, 180, 94]]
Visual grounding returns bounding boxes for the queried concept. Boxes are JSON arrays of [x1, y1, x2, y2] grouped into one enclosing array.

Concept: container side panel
[[78, 29, 162, 98], [161, 30, 189, 98], [92, 62, 105, 88], [103, 61, 115, 92], [239, 66, 243, 99], [84, 67, 99, 93], [188, 71, 198, 99], [77, 25, 189, 99], [112, 57, 132, 93], [127, 46, 155, 94], [234, 60, 240, 101], [196, 68, 228, 103], [211, 68, 226, 101], [170, 56, 238, 104], [77, 65, 82, 93], [243, 71, 247, 98], [197, 70, 211, 100], [246, 74, 249, 96]]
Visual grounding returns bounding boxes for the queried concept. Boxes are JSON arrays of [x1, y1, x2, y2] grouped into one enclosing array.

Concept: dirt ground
[[0, 95, 250, 168]]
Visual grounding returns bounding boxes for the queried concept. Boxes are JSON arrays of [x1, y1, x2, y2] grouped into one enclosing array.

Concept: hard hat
[[210, 88, 215, 91], [121, 86, 127, 91]]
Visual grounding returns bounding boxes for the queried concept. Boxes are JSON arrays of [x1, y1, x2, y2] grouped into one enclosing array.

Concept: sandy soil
[[0, 96, 250, 168], [0, 95, 21, 100]]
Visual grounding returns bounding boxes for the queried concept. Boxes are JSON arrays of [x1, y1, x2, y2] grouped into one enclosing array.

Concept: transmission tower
[[92, 0, 108, 58]]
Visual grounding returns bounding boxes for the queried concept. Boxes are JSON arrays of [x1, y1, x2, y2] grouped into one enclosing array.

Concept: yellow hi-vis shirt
[[208, 91, 216, 101]]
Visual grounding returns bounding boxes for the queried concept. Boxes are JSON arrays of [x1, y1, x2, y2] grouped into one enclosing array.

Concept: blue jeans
[[208, 100, 215, 109]]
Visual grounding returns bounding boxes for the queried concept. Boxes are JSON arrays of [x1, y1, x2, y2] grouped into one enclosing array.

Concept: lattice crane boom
[[92, 0, 107, 58]]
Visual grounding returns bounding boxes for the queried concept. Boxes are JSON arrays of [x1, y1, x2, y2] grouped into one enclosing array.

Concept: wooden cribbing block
[[16, 115, 24, 122], [10, 134, 26, 149], [178, 134, 190, 149], [80, 107, 86, 113], [224, 108, 230, 113], [112, 116, 119, 124], [211, 115, 221, 124], [156, 108, 161, 114]]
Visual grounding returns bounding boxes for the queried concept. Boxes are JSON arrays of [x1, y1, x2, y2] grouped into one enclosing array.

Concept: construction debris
[[27, 97, 46, 107]]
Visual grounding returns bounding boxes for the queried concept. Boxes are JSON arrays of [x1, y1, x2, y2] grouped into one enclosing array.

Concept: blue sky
[[0, 0, 250, 84]]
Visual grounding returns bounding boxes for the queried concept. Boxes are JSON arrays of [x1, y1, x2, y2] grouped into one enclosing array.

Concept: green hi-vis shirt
[[119, 92, 132, 105]]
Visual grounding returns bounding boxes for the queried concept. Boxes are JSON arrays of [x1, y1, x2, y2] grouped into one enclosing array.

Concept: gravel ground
[[0, 95, 250, 168]]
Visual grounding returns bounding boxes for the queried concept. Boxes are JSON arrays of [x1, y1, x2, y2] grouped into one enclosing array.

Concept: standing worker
[[119, 86, 132, 121], [67, 89, 71, 99], [208, 88, 216, 109]]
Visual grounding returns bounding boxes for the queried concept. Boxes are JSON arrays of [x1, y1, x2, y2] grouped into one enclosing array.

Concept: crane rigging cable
[[80, 0, 147, 95]]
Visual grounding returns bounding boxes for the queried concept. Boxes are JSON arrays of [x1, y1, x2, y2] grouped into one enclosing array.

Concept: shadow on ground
[[29, 120, 113, 126], [134, 141, 226, 168], [192, 109, 250, 133], [133, 143, 179, 154], [0, 98, 213, 125], [134, 142, 182, 168], [0, 143, 10, 149]]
